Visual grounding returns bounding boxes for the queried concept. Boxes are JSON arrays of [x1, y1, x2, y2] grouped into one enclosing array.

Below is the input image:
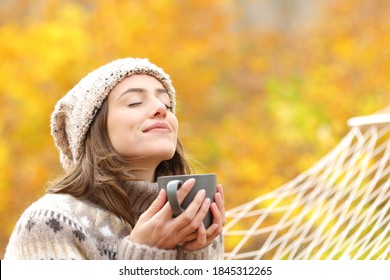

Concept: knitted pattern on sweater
[[4, 181, 223, 260]]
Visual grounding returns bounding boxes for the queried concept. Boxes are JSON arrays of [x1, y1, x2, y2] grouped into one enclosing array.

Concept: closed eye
[[128, 102, 143, 107], [165, 104, 173, 111]]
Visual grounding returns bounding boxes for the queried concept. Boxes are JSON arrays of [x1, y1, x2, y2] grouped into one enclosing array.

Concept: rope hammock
[[223, 109, 390, 260]]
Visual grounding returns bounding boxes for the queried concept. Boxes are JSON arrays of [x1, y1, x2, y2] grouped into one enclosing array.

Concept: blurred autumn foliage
[[0, 0, 389, 258]]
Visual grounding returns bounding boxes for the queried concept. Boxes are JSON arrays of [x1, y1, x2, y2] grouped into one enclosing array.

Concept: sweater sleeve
[[117, 236, 178, 260], [176, 234, 224, 260]]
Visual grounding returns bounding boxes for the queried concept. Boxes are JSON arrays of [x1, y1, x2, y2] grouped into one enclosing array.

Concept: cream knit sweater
[[4, 181, 223, 260]]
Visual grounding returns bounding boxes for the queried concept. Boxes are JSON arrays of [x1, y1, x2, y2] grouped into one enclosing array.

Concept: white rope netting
[[223, 111, 390, 260]]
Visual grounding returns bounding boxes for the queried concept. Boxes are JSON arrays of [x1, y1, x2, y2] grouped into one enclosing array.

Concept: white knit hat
[[50, 58, 176, 171]]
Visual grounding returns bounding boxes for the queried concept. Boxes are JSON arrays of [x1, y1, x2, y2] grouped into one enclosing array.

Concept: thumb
[[140, 189, 167, 221]]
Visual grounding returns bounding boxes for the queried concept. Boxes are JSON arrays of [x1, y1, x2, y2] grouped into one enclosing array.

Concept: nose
[[151, 99, 167, 119]]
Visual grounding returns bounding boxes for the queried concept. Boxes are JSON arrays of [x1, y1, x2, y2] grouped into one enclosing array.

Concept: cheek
[[107, 111, 137, 148], [169, 114, 179, 133], [107, 112, 121, 141], [171, 117, 179, 146]]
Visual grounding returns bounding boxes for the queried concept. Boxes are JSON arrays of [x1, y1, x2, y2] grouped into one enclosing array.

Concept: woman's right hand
[[129, 178, 211, 250]]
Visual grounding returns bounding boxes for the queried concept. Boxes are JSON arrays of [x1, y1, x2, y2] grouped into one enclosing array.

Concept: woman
[[4, 58, 225, 259]]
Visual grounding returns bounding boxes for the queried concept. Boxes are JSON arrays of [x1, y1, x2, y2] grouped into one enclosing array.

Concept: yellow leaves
[[1, 7, 90, 92], [333, 37, 355, 60], [0, 140, 11, 212]]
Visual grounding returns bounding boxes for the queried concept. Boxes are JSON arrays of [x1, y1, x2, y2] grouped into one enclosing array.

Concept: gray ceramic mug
[[157, 173, 217, 228]]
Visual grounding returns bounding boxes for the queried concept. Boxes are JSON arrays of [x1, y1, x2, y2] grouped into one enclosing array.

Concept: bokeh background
[[1, 0, 389, 259]]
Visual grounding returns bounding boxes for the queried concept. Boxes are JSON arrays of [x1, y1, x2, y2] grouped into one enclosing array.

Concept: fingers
[[176, 178, 196, 204], [181, 223, 219, 251], [207, 204, 222, 238], [215, 185, 226, 226], [139, 189, 167, 222], [155, 185, 210, 242], [144, 180, 224, 250], [181, 231, 198, 243], [132, 181, 223, 250], [176, 194, 211, 234], [157, 178, 196, 218], [202, 184, 225, 240], [175, 182, 225, 240], [161, 178, 209, 227], [179, 184, 225, 251], [195, 223, 207, 245], [217, 184, 224, 201]]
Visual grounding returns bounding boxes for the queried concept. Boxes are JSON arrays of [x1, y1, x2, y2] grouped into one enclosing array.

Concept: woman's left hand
[[180, 184, 225, 251]]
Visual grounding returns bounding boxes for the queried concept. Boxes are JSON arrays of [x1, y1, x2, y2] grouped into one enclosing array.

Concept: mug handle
[[166, 180, 185, 217]]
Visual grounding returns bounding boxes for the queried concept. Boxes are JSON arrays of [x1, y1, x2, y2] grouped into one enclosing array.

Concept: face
[[106, 74, 178, 167]]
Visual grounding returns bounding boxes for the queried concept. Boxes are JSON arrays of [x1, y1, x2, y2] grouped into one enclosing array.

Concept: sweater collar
[[122, 181, 159, 217]]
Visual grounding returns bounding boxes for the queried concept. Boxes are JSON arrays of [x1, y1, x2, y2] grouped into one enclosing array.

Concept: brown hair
[[47, 100, 192, 227]]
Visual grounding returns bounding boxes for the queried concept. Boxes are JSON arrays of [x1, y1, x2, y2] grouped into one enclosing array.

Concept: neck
[[126, 160, 160, 182], [131, 169, 156, 182]]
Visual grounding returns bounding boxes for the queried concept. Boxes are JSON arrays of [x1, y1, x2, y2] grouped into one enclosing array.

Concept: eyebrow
[[117, 87, 168, 101]]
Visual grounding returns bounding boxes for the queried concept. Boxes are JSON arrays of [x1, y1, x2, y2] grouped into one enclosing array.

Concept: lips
[[143, 122, 171, 133]]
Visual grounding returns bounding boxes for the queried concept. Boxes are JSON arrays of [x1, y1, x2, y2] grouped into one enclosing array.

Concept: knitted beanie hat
[[50, 58, 176, 171]]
